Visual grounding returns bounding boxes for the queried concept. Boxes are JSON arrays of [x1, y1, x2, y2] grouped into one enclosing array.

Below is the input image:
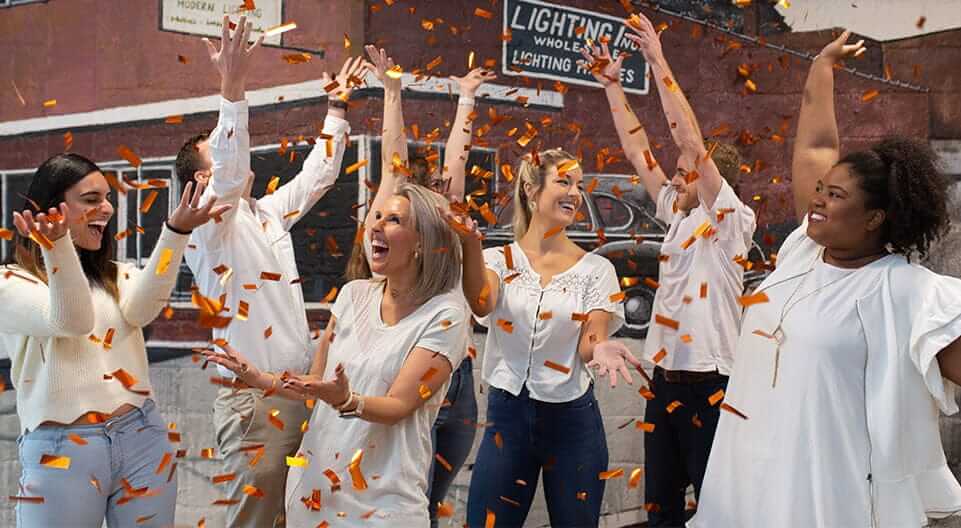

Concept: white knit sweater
[[0, 226, 188, 432]]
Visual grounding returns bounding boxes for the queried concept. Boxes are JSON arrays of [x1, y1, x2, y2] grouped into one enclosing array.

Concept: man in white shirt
[[173, 17, 365, 527], [582, 13, 756, 526]]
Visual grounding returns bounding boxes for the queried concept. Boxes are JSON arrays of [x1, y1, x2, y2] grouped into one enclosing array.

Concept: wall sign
[[160, 0, 284, 46], [502, 0, 649, 95]]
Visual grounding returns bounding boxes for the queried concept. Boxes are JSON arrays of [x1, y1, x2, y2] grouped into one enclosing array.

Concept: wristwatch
[[338, 392, 365, 419]]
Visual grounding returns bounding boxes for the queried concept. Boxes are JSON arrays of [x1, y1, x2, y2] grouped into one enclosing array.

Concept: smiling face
[[368, 195, 420, 276], [805, 163, 885, 253], [530, 163, 583, 228], [670, 152, 700, 213], [63, 171, 115, 251]]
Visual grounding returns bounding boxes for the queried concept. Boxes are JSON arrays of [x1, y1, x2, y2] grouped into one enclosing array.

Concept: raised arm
[[258, 56, 367, 229], [119, 182, 229, 327], [624, 15, 724, 208], [196, 16, 262, 227], [791, 30, 865, 221], [443, 68, 497, 202], [442, 210, 499, 317], [2, 204, 94, 338], [364, 46, 409, 228], [579, 41, 667, 202]]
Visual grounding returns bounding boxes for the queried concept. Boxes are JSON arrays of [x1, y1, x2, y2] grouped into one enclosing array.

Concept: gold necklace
[[765, 249, 867, 388]]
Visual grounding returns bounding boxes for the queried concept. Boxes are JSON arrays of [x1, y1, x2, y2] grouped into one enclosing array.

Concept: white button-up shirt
[[644, 180, 756, 374], [187, 99, 349, 376], [477, 243, 625, 403]]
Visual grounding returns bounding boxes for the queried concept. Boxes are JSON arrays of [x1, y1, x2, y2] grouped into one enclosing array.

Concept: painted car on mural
[[480, 175, 770, 339]]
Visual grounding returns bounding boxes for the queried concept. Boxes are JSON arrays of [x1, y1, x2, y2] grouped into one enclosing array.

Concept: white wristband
[[458, 96, 475, 107]]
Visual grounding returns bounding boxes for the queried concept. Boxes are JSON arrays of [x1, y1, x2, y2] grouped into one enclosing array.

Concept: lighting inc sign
[[502, 0, 649, 95], [161, 0, 284, 46]]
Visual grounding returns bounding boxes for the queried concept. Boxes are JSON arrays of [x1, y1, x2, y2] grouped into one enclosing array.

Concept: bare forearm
[[462, 239, 494, 316], [381, 85, 409, 186], [649, 57, 704, 156], [603, 82, 667, 201], [444, 100, 475, 201]]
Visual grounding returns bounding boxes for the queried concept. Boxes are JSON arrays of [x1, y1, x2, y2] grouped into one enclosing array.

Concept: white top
[[186, 98, 349, 376], [285, 280, 467, 527], [476, 243, 625, 403], [690, 218, 961, 528], [645, 180, 756, 374], [0, 227, 189, 432]]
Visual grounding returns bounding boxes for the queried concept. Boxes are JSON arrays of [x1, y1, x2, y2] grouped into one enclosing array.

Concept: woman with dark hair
[[1, 153, 225, 527], [690, 32, 961, 527]]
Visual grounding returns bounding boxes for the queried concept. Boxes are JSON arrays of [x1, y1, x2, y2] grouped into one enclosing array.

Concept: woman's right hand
[[364, 45, 401, 90], [816, 30, 865, 64], [13, 203, 70, 243], [439, 207, 484, 244], [578, 42, 625, 87], [202, 342, 260, 384]]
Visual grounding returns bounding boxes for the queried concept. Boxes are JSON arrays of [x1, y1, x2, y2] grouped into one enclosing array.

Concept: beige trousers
[[212, 387, 312, 528]]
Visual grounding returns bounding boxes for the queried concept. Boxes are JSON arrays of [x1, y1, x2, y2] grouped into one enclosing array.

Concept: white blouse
[[285, 280, 468, 527], [477, 243, 625, 403], [690, 218, 961, 528]]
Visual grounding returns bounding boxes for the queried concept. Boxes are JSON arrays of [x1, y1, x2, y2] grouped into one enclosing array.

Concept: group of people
[[2, 10, 960, 528]]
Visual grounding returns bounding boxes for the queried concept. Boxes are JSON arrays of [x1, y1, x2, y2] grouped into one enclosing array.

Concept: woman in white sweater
[[2, 153, 226, 527]]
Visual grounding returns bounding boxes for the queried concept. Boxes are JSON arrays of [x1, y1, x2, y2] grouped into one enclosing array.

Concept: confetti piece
[[916, 16, 926, 29], [744, 79, 757, 93], [666, 400, 683, 413], [708, 389, 725, 406], [577, 491, 588, 501], [680, 334, 693, 344], [737, 292, 769, 307], [265, 176, 280, 195], [117, 145, 142, 168], [609, 291, 626, 303], [385, 65, 403, 79], [264, 326, 273, 339], [571, 312, 589, 322], [503, 245, 515, 269], [8, 496, 44, 504], [654, 315, 679, 330], [343, 33, 351, 49], [418, 384, 432, 399], [28, 229, 54, 251], [42, 99, 57, 108], [264, 21, 297, 37], [0, 229, 12, 241], [628, 468, 643, 488], [485, 510, 496, 528], [349, 449, 368, 490], [140, 190, 159, 214], [260, 271, 282, 281], [652, 348, 667, 364], [420, 367, 438, 382], [861, 89, 879, 103], [67, 433, 88, 445], [543, 225, 564, 239], [544, 360, 571, 374], [243, 485, 264, 498], [639, 386, 655, 400], [155, 248, 173, 276], [435, 453, 453, 472], [40, 454, 71, 470], [155, 452, 172, 475], [200, 448, 215, 459], [496, 319, 514, 333], [268, 409, 285, 430], [692, 414, 703, 428], [474, 7, 493, 19], [437, 502, 454, 517], [63, 131, 74, 151], [494, 432, 504, 449], [345, 160, 368, 174], [720, 402, 749, 420], [598, 469, 624, 480], [538, 311, 553, 321]]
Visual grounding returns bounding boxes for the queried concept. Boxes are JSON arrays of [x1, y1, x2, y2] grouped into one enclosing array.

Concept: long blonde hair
[[512, 148, 578, 239]]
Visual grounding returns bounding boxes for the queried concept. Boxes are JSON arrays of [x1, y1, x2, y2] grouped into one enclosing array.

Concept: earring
[[529, 200, 537, 211]]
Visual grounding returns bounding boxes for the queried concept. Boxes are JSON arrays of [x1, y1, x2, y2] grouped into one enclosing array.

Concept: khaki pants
[[213, 388, 312, 528]]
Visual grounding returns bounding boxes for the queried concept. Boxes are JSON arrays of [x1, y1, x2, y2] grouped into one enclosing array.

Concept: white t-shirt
[[285, 280, 467, 527], [690, 218, 961, 527], [477, 243, 625, 403], [644, 180, 756, 374]]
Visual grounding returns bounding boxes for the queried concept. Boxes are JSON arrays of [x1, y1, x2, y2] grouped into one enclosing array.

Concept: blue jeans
[[16, 400, 177, 527], [428, 357, 478, 527], [467, 384, 608, 528], [644, 368, 728, 527]]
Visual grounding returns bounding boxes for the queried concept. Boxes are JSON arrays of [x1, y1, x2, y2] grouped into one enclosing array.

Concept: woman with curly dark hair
[[690, 31, 961, 527]]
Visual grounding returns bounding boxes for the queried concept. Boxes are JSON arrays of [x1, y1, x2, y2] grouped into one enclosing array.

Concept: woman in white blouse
[[447, 149, 636, 527], [1, 153, 224, 527], [206, 183, 468, 527], [690, 32, 961, 528]]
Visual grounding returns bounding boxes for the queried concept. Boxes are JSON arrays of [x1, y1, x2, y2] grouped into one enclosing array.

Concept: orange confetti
[[639, 386, 655, 400], [737, 292, 769, 307], [268, 409, 285, 430], [628, 468, 643, 488], [636, 421, 655, 432], [323, 469, 342, 492], [609, 291, 626, 303], [744, 79, 757, 93], [67, 433, 88, 446], [322, 287, 338, 303], [496, 319, 514, 333], [155, 452, 172, 475], [345, 160, 368, 174], [117, 145, 142, 168], [538, 311, 553, 321], [29, 229, 54, 250], [599, 468, 624, 480], [654, 314, 679, 330], [652, 348, 667, 364], [474, 7, 493, 19], [264, 21, 297, 37], [708, 389, 725, 406], [42, 99, 57, 108], [349, 449, 368, 490], [40, 454, 71, 470], [343, 33, 351, 49], [494, 432, 504, 449], [437, 502, 454, 517], [155, 248, 173, 276], [485, 510, 496, 528], [544, 360, 571, 374], [418, 384, 432, 400], [265, 176, 280, 195], [260, 271, 282, 281], [571, 312, 589, 322], [680, 334, 693, 344], [861, 89, 880, 103], [8, 496, 44, 504], [242, 485, 264, 498], [666, 400, 683, 413], [140, 190, 159, 214], [699, 282, 708, 298], [643, 150, 658, 171], [0, 229, 12, 241], [435, 453, 453, 472], [503, 245, 515, 269], [543, 225, 564, 239], [720, 402, 749, 420]]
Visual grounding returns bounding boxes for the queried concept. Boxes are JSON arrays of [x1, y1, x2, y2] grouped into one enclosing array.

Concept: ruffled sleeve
[[582, 256, 626, 337], [909, 273, 961, 415]]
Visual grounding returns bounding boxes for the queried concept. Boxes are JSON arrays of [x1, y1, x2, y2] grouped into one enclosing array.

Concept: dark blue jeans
[[428, 357, 478, 527], [467, 384, 608, 528], [644, 367, 728, 527]]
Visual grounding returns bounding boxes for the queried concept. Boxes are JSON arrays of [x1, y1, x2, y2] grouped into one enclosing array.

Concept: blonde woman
[[2, 153, 225, 527], [448, 149, 634, 527], [206, 183, 469, 527]]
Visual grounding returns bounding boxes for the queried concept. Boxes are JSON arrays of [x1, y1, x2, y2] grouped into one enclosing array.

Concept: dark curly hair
[[174, 132, 210, 187], [838, 136, 949, 260]]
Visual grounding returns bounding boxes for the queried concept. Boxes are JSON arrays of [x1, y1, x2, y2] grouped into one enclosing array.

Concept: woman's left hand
[[202, 342, 259, 384], [167, 181, 233, 233], [587, 340, 643, 388], [283, 363, 351, 406]]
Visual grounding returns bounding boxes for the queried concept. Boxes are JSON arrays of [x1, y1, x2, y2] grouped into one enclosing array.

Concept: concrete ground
[[0, 334, 957, 527]]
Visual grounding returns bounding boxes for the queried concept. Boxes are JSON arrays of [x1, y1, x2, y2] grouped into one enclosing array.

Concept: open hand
[[817, 30, 865, 64], [283, 363, 351, 406], [323, 55, 370, 102], [204, 15, 263, 100], [167, 181, 233, 233], [13, 203, 70, 243], [452, 67, 496, 97], [364, 45, 401, 90], [587, 340, 643, 388], [202, 342, 258, 383], [623, 12, 664, 64], [578, 42, 625, 87], [438, 207, 484, 243]]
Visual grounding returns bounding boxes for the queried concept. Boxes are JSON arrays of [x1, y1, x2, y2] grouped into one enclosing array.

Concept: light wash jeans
[[16, 399, 177, 527]]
